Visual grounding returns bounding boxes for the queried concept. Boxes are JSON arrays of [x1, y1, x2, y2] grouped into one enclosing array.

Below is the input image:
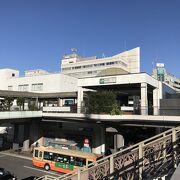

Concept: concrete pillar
[[77, 87, 84, 113], [22, 124, 30, 151], [23, 139, 30, 151], [153, 88, 159, 115], [58, 98, 63, 107], [75, 98, 77, 104], [13, 124, 19, 143], [114, 134, 124, 151], [29, 120, 40, 145], [13, 99, 17, 106], [35, 97, 38, 109], [93, 125, 105, 155], [141, 82, 148, 115]]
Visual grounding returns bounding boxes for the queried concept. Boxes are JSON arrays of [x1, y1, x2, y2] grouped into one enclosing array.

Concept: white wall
[[0, 69, 19, 90], [61, 47, 140, 78], [78, 73, 159, 88], [2, 72, 78, 93]]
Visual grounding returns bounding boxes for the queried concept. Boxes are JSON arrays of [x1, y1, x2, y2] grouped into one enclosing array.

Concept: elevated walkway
[[42, 112, 180, 126], [37, 126, 180, 180], [1, 110, 180, 127], [0, 111, 42, 120]]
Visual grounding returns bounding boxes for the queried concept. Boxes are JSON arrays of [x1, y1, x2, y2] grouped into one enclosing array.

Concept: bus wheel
[[44, 164, 50, 171]]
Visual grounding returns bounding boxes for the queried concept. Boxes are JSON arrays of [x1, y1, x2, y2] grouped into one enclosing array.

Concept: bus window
[[35, 150, 39, 158], [75, 157, 86, 167], [87, 160, 95, 167], [53, 154, 70, 164], [39, 151, 43, 158], [88, 160, 93, 165], [44, 151, 54, 161], [70, 156, 75, 165]]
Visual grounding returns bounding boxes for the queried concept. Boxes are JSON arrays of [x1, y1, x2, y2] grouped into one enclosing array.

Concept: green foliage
[[17, 97, 25, 110], [4, 97, 14, 111], [110, 103, 122, 115], [0, 99, 6, 111], [85, 90, 120, 114], [28, 102, 39, 111]]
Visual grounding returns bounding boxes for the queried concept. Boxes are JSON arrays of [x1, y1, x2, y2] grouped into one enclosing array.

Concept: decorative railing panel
[[37, 126, 180, 180]]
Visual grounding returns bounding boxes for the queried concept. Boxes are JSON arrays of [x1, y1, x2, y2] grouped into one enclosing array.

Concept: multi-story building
[[61, 47, 140, 78], [0, 47, 177, 155], [0, 69, 78, 93], [152, 64, 180, 92]]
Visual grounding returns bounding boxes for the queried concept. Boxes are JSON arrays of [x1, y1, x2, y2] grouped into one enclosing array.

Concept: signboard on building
[[157, 67, 165, 82], [156, 63, 165, 68], [99, 77, 116, 84]]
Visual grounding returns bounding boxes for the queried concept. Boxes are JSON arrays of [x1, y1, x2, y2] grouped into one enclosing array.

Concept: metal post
[[139, 143, 143, 179], [110, 156, 114, 179], [172, 129, 177, 168], [78, 169, 81, 180], [163, 133, 166, 158]]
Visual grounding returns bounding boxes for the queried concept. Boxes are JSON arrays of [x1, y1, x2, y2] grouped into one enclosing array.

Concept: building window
[[18, 84, 29, 91], [74, 66, 81, 69], [12, 73, 15, 77], [8, 86, 13, 90], [31, 83, 43, 91], [62, 67, 71, 71], [83, 65, 93, 68], [87, 71, 92, 74]]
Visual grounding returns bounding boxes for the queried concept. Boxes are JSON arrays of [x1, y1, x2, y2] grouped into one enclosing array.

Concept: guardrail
[[36, 126, 180, 180]]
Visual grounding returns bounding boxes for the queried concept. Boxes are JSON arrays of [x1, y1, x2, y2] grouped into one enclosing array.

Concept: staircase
[[37, 126, 180, 180]]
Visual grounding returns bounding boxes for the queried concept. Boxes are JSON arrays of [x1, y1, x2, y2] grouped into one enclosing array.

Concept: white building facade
[[0, 69, 78, 93], [61, 47, 140, 78]]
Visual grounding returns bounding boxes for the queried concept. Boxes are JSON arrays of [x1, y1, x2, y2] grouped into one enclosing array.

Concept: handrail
[[36, 126, 180, 180]]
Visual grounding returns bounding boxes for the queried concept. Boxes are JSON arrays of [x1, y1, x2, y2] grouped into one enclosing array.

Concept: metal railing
[[36, 126, 180, 180]]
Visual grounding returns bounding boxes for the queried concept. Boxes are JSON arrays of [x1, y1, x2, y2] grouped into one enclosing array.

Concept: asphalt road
[[0, 154, 62, 179]]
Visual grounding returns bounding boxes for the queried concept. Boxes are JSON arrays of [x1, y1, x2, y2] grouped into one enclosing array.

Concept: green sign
[[55, 162, 74, 170], [157, 67, 165, 81], [99, 77, 116, 84]]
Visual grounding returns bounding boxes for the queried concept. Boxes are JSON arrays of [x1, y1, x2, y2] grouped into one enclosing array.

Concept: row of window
[[8, 83, 43, 91], [62, 60, 127, 71]]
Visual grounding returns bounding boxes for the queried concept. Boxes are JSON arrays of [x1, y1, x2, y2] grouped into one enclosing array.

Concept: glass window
[[31, 83, 43, 91], [18, 84, 29, 91], [43, 151, 54, 161], [39, 151, 42, 158], [8, 86, 13, 90], [74, 157, 86, 167], [35, 150, 39, 158]]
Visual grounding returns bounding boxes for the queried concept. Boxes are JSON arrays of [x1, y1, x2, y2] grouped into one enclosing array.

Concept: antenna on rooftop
[[71, 48, 77, 54], [124, 40, 127, 51], [102, 53, 105, 58]]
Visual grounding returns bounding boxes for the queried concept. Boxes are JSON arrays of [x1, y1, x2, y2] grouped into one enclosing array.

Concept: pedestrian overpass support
[[37, 126, 180, 180]]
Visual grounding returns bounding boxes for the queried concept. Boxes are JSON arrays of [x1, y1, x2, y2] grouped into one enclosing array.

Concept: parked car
[[0, 168, 17, 180]]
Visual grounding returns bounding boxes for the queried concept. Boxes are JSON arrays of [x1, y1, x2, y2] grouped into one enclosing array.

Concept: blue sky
[[0, 0, 180, 76]]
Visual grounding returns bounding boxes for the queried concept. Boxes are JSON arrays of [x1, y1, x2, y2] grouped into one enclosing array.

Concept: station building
[[0, 47, 177, 155]]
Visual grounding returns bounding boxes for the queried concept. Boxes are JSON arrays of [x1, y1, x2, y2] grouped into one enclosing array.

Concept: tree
[[4, 97, 14, 111], [17, 97, 25, 110], [110, 103, 122, 115], [0, 99, 6, 111], [85, 90, 121, 115]]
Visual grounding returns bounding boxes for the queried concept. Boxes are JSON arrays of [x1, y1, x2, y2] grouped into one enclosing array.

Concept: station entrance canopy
[[77, 73, 160, 115]]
